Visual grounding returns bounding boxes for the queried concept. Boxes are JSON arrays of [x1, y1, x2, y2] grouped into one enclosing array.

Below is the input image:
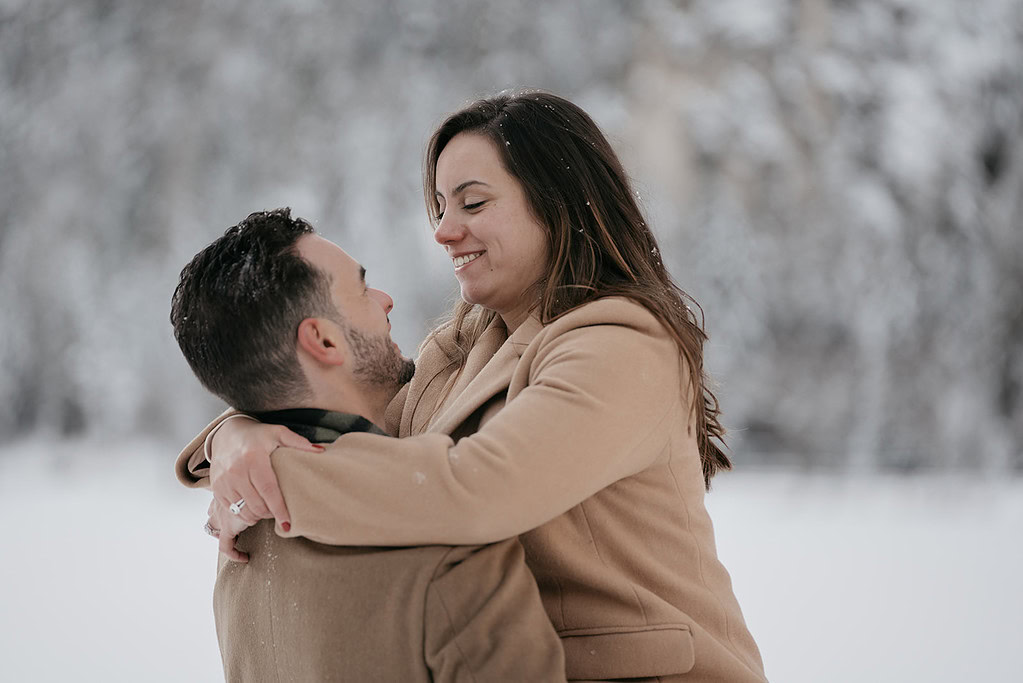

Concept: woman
[[179, 91, 767, 682]]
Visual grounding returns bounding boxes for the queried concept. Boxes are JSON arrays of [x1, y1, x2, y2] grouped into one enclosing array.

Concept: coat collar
[[251, 408, 386, 442], [423, 312, 544, 435]]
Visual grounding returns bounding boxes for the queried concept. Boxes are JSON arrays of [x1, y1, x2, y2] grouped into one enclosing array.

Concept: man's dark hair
[[170, 208, 340, 412]]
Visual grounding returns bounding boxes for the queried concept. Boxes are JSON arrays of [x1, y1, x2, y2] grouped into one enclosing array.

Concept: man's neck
[[298, 367, 395, 430]]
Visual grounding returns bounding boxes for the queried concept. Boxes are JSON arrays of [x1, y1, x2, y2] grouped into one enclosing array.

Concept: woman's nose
[[433, 212, 464, 245]]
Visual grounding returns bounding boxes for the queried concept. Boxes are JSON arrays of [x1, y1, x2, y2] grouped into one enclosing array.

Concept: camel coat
[[199, 411, 564, 682], [178, 297, 767, 682], [215, 523, 564, 682]]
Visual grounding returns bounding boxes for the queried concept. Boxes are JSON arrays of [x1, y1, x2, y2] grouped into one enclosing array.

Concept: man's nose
[[371, 288, 393, 314]]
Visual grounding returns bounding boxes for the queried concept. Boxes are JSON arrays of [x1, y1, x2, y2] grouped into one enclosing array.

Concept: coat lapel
[[397, 319, 466, 437], [384, 382, 410, 437], [429, 314, 544, 435]]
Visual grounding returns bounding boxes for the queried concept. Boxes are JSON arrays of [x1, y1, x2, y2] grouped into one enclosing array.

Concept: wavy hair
[[423, 91, 730, 488]]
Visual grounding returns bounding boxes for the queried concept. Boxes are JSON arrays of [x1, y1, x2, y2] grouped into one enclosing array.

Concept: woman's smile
[[452, 250, 485, 270]]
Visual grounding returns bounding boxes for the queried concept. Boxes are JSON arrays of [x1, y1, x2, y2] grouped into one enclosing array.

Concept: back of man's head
[[170, 208, 339, 412]]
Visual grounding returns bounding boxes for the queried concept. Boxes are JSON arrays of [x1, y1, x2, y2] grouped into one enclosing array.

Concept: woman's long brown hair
[[424, 91, 730, 489]]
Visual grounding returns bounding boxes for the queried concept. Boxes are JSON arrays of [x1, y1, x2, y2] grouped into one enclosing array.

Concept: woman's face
[[433, 132, 549, 330]]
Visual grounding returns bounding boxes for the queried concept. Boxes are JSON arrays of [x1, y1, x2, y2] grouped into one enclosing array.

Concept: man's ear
[[296, 317, 347, 367]]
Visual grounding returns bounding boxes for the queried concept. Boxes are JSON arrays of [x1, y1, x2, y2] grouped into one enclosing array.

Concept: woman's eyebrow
[[435, 180, 491, 199]]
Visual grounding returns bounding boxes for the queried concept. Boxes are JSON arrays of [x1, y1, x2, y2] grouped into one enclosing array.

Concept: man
[[170, 208, 565, 682]]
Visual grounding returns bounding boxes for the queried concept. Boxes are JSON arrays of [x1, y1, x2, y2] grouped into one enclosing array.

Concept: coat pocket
[[560, 623, 695, 680]]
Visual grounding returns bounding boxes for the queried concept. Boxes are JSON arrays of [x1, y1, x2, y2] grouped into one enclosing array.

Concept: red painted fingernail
[[282, 522, 291, 532]]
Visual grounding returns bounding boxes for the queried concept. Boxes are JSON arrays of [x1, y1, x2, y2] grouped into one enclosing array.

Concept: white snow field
[[1, 439, 1020, 682]]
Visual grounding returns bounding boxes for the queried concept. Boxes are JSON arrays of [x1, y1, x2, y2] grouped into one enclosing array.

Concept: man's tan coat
[[179, 297, 767, 682], [213, 523, 564, 682]]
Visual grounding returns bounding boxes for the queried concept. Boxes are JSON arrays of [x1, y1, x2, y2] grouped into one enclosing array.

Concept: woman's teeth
[[453, 252, 483, 267]]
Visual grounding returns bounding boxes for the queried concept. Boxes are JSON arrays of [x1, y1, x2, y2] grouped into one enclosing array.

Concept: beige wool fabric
[[212, 522, 564, 682], [179, 297, 767, 682]]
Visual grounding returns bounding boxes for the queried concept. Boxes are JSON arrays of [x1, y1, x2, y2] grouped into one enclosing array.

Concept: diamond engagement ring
[[229, 498, 246, 515], [203, 521, 220, 538]]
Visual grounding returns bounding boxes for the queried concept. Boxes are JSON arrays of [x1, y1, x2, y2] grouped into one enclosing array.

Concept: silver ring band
[[229, 498, 246, 515], [203, 521, 220, 538]]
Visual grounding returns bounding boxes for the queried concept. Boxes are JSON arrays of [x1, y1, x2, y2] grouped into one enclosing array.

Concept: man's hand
[[208, 418, 323, 531], [207, 499, 252, 563]]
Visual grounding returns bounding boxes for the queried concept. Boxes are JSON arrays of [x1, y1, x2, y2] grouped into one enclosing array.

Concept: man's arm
[[424, 539, 566, 682]]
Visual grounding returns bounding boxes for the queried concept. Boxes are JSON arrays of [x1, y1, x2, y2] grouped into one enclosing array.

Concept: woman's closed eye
[[436, 200, 486, 221]]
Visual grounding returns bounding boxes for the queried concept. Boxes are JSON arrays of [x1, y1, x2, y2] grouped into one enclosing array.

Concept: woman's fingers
[[209, 499, 253, 562], [212, 482, 262, 525], [215, 466, 289, 529], [219, 530, 249, 563], [212, 451, 273, 521], [210, 456, 243, 510], [250, 456, 290, 529], [208, 423, 314, 532], [231, 485, 264, 525], [257, 426, 317, 529], [234, 477, 272, 520], [276, 426, 324, 453]]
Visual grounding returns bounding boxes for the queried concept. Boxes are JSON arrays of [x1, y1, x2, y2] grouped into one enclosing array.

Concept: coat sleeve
[[270, 315, 686, 545], [172, 383, 413, 489], [424, 540, 566, 682], [173, 407, 239, 489]]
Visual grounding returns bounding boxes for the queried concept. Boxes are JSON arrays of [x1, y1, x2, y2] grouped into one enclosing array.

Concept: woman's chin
[[457, 284, 485, 307]]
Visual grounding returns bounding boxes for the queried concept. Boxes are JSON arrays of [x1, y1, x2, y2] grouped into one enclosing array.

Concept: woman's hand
[[207, 498, 252, 563], [208, 417, 324, 531]]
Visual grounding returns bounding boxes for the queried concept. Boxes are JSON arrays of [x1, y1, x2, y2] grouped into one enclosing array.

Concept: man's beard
[[343, 325, 416, 391]]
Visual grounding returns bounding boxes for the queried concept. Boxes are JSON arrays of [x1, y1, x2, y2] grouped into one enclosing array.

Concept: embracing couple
[[170, 91, 768, 682]]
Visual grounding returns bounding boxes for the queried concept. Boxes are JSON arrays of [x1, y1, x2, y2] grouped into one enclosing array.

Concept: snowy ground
[[1, 439, 1020, 682]]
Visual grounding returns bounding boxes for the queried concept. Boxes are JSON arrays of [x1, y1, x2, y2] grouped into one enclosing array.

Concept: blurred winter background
[[1, 0, 1020, 681]]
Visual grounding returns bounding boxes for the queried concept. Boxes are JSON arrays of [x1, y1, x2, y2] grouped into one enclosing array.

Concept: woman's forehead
[[435, 133, 503, 190]]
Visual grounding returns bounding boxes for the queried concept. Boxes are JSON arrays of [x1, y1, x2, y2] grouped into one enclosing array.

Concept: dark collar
[[249, 408, 386, 445]]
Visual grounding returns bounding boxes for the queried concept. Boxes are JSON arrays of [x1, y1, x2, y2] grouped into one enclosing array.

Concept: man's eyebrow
[[434, 180, 490, 199]]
